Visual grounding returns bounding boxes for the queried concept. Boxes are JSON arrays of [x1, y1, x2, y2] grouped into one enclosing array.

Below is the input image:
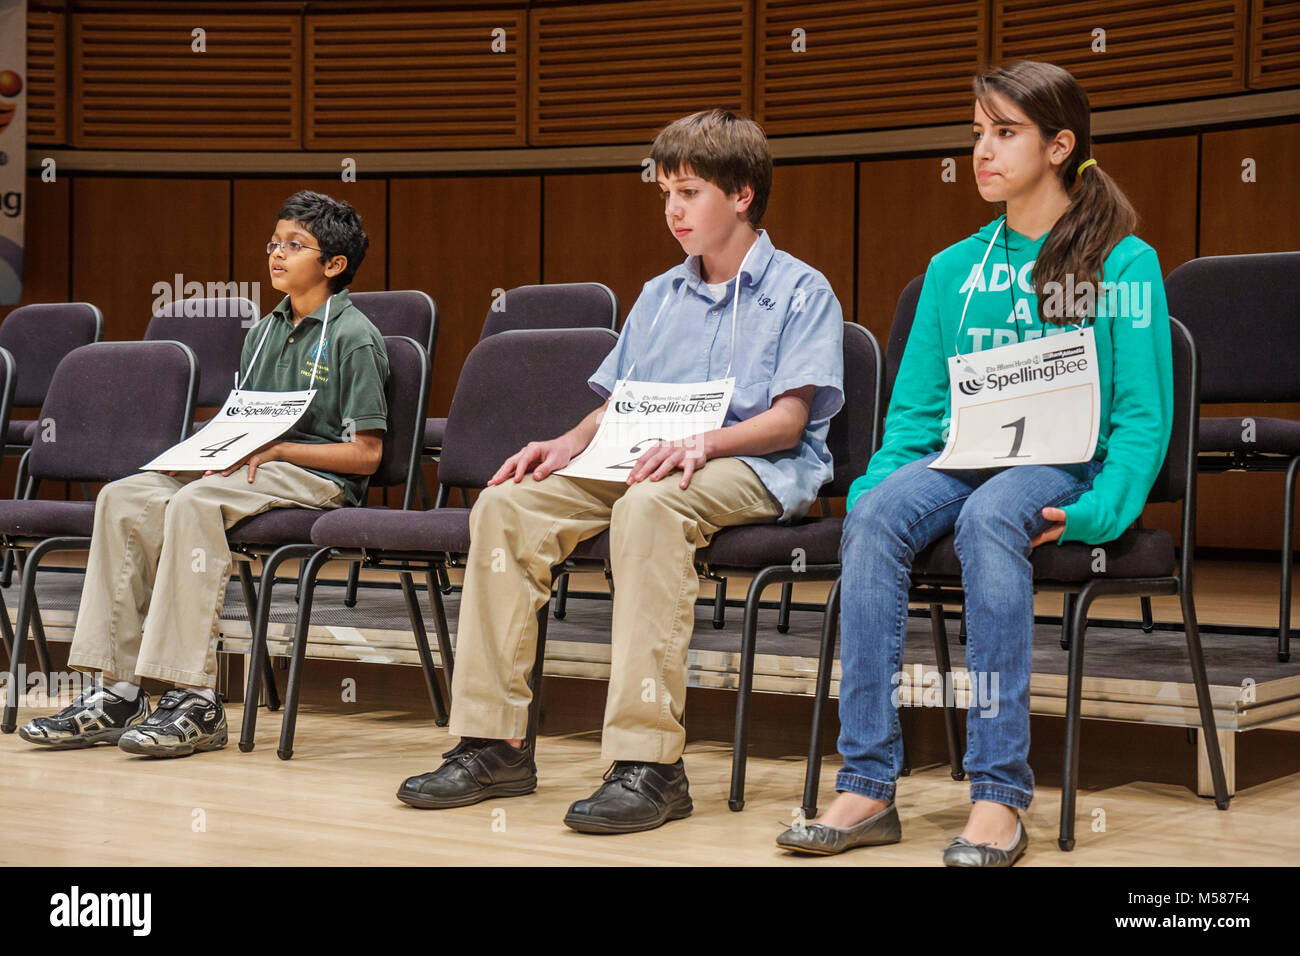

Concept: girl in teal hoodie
[[777, 61, 1172, 865]]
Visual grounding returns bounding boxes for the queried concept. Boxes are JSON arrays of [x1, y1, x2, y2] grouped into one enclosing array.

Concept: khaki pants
[[448, 457, 782, 762], [67, 462, 344, 688]]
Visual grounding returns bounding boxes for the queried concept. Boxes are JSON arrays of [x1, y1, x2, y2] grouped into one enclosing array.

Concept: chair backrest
[[27, 341, 197, 484], [144, 297, 257, 407], [479, 283, 619, 340], [349, 290, 438, 360], [372, 335, 431, 508], [0, 303, 104, 407], [0, 347, 16, 458], [823, 323, 883, 498], [1164, 252, 1300, 404], [883, 274, 925, 411], [438, 328, 618, 490], [1148, 317, 1196, 508]]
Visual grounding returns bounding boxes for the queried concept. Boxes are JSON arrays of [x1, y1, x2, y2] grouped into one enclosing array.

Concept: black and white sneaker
[[18, 687, 150, 749], [117, 689, 228, 758]]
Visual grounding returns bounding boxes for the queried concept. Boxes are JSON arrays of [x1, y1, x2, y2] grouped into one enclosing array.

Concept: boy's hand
[[1030, 506, 1067, 547], [629, 434, 710, 489], [489, 437, 576, 485], [209, 441, 282, 482]]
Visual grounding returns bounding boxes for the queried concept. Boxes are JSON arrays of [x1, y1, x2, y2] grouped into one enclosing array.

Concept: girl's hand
[[1030, 507, 1067, 547]]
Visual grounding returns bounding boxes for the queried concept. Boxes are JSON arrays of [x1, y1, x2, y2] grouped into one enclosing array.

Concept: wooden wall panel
[[542, 170, 683, 327], [230, 180, 389, 318], [1199, 121, 1300, 255], [71, 13, 301, 150], [0, 175, 70, 324], [388, 176, 542, 419], [994, 0, 1247, 107], [70, 177, 230, 342], [306, 11, 527, 150], [1250, 0, 1300, 88], [757, 0, 986, 135], [762, 162, 855, 317], [530, 0, 750, 146], [27, 11, 66, 146], [854, 154, 992, 341], [1092, 135, 1199, 274]]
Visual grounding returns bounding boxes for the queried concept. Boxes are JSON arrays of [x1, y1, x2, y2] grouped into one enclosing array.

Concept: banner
[[0, 0, 25, 304]]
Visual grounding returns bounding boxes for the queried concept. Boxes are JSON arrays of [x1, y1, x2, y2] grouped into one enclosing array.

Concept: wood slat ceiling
[[306, 11, 527, 149], [530, 0, 751, 146], [71, 13, 301, 150], [994, 0, 1247, 107], [757, 0, 987, 134], [27, 11, 66, 145], [1250, 0, 1300, 88]]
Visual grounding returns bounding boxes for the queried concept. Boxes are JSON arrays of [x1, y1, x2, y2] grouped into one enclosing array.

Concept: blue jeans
[[835, 452, 1101, 811]]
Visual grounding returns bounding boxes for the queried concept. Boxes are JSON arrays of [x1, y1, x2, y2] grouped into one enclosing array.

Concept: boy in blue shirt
[[399, 110, 844, 833]]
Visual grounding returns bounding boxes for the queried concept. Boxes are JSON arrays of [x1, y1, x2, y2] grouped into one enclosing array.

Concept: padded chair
[[1165, 252, 1300, 662], [266, 327, 617, 759], [144, 297, 257, 431], [230, 335, 435, 750], [801, 318, 1231, 851], [0, 341, 198, 733]]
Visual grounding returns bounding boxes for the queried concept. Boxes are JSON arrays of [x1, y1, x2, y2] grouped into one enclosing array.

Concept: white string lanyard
[[623, 239, 757, 381], [236, 296, 332, 393], [951, 217, 1084, 372]]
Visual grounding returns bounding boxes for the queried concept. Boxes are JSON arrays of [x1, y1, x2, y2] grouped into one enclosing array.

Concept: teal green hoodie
[[847, 216, 1173, 545]]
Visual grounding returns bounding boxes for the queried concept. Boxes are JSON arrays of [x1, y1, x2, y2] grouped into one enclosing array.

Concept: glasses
[[266, 240, 321, 255]]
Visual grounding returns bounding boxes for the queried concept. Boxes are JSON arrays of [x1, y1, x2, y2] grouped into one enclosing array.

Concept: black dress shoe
[[397, 738, 537, 809], [563, 759, 693, 834]]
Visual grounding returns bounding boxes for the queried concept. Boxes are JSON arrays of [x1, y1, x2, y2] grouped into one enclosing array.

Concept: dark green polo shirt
[[239, 289, 389, 506]]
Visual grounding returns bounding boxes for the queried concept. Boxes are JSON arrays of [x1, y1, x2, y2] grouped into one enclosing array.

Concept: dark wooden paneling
[[231, 180, 389, 316], [0, 175, 70, 324], [27, 11, 66, 146], [530, 0, 751, 146], [757, 0, 986, 135], [306, 11, 527, 150], [855, 154, 992, 341], [1250, 0, 1300, 88], [994, 0, 1247, 107], [1199, 121, 1300, 255], [763, 162, 855, 317], [71, 13, 301, 150], [388, 176, 541, 418], [1092, 135, 1199, 274], [542, 170, 682, 326], [70, 177, 230, 342]]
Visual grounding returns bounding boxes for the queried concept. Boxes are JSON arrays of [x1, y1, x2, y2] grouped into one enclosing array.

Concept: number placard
[[141, 389, 317, 472]]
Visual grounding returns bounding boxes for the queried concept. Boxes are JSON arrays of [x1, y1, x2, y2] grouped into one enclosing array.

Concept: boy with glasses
[[19, 190, 389, 758]]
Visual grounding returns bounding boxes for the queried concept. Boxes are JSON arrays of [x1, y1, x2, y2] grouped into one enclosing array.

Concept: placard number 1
[[998, 417, 1030, 460]]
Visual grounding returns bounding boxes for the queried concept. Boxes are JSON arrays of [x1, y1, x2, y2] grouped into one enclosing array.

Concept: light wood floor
[[1, 703, 1294, 866]]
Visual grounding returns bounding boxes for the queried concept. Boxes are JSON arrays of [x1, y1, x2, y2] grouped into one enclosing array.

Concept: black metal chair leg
[[1059, 585, 1094, 851], [425, 565, 455, 693], [1280, 455, 1298, 663], [10, 550, 50, 679], [236, 561, 280, 715], [802, 578, 840, 819], [399, 570, 448, 725], [1060, 593, 1076, 650], [554, 571, 569, 620], [712, 578, 727, 630], [240, 547, 310, 751], [343, 560, 362, 608], [1140, 597, 1155, 634], [438, 563, 453, 595], [777, 581, 793, 634], [929, 603, 964, 780], [3, 538, 69, 733], [525, 604, 549, 752], [730, 567, 779, 811], [0, 586, 14, 663], [277, 547, 334, 760], [1180, 585, 1231, 810], [958, 605, 968, 645]]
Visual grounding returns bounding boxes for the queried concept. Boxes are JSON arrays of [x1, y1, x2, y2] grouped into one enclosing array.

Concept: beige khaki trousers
[[67, 462, 344, 688], [448, 457, 782, 762]]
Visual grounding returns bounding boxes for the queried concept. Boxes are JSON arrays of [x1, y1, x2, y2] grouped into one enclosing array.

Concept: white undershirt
[[706, 281, 729, 301]]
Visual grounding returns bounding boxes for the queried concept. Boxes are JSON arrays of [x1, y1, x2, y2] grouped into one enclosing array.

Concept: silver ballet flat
[[775, 803, 902, 856], [942, 820, 1028, 867]]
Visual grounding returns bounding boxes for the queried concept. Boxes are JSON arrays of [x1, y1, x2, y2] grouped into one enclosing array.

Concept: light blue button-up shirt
[[589, 229, 845, 521]]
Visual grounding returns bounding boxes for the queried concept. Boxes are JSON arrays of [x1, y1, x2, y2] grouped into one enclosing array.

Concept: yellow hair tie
[[1076, 158, 1098, 178]]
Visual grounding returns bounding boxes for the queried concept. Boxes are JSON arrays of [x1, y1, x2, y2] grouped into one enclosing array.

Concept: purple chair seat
[[0, 499, 96, 537], [1198, 416, 1300, 456], [22, 420, 37, 443], [566, 517, 846, 570], [311, 506, 471, 553], [424, 417, 446, 449], [227, 507, 336, 547], [913, 527, 1175, 582], [6, 418, 34, 444]]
